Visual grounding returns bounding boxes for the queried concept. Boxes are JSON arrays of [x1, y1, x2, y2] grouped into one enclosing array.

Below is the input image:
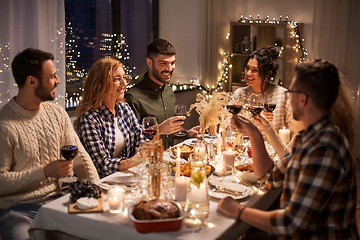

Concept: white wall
[[159, 0, 315, 87]]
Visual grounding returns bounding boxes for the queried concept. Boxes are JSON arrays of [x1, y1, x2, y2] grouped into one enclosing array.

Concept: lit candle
[[279, 127, 290, 144], [187, 180, 208, 203], [222, 150, 236, 171], [175, 176, 190, 202], [214, 155, 224, 172], [108, 186, 125, 214], [176, 147, 181, 178]]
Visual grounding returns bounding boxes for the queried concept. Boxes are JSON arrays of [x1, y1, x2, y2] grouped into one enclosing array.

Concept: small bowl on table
[[171, 145, 194, 160], [233, 163, 258, 184]]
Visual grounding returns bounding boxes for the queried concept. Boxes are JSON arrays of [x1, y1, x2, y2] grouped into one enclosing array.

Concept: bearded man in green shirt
[[125, 39, 200, 149]]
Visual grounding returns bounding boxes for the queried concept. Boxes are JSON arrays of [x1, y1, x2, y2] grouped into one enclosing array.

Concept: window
[[64, 0, 157, 110]]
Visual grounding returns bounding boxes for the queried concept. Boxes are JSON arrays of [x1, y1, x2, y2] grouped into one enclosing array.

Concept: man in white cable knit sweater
[[0, 48, 100, 240]]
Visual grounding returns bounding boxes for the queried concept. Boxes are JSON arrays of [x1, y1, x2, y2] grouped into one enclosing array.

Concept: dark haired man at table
[[217, 59, 358, 239], [0, 48, 99, 240], [125, 38, 200, 149]]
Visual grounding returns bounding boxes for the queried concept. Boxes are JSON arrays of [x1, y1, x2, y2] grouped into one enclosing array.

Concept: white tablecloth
[[29, 137, 282, 240]]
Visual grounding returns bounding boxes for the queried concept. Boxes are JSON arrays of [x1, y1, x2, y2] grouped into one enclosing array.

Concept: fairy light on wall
[[169, 15, 308, 98]]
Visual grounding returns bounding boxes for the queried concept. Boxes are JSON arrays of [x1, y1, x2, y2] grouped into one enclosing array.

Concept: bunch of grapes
[[68, 181, 102, 203]]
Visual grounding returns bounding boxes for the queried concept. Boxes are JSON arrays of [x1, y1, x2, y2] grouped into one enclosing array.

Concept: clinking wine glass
[[226, 93, 243, 115], [142, 116, 158, 141], [247, 93, 264, 117], [174, 104, 187, 137], [264, 95, 276, 113]]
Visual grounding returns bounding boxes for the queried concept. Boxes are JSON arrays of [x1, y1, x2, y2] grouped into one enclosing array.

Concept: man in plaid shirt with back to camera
[[218, 59, 359, 240]]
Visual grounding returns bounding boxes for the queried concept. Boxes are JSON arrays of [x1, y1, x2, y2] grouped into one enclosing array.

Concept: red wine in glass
[[60, 145, 78, 160], [143, 129, 158, 140], [226, 104, 243, 114], [264, 103, 276, 112], [248, 106, 264, 116]]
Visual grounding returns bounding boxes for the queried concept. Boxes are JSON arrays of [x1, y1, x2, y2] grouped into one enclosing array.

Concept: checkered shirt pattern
[[269, 114, 359, 239], [78, 102, 146, 178]]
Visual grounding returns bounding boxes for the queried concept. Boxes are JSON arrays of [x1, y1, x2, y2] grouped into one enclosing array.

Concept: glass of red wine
[[60, 144, 78, 183], [247, 93, 264, 117], [264, 95, 276, 113], [174, 104, 187, 137], [142, 116, 158, 140]]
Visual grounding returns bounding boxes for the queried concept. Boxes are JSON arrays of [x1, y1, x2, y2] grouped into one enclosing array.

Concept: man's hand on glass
[[158, 116, 186, 135]]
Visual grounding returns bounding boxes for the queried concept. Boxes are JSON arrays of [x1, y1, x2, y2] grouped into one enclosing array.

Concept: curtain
[[0, 0, 66, 109], [312, 0, 360, 158]]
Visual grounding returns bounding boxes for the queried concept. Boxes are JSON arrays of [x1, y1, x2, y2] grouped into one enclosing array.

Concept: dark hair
[[11, 48, 54, 88], [147, 39, 176, 59], [294, 59, 340, 112], [243, 46, 279, 81]]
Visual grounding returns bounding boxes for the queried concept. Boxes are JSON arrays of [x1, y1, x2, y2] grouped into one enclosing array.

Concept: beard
[[150, 66, 173, 84], [35, 80, 56, 101]]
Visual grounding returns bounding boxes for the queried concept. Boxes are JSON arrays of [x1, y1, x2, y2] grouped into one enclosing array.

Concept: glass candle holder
[[108, 186, 125, 214]]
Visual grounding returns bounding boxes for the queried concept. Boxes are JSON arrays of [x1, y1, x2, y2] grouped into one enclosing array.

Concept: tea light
[[175, 176, 190, 202], [176, 147, 181, 178], [108, 186, 125, 214], [222, 150, 236, 171], [279, 127, 290, 144]]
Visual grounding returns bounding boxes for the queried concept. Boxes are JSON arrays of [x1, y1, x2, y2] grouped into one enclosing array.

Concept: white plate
[[208, 177, 250, 199]]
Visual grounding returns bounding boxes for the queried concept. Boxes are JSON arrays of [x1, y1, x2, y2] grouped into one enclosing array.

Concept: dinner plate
[[208, 177, 250, 199]]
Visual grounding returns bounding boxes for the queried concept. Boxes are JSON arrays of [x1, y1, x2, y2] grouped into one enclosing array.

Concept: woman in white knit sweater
[[233, 46, 297, 135]]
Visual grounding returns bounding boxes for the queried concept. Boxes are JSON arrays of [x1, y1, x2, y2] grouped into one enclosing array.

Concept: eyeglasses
[[113, 75, 131, 85], [284, 90, 308, 98]]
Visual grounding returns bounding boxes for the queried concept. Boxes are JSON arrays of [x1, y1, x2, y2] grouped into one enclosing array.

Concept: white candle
[[176, 147, 181, 178], [108, 186, 125, 214], [222, 150, 236, 171], [217, 133, 222, 155], [279, 127, 290, 144], [214, 155, 224, 172], [175, 176, 190, 202]]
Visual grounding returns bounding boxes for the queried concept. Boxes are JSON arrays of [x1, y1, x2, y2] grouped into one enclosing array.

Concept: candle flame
[[177, 146, 181, 158], [283, 126, 286, 130]]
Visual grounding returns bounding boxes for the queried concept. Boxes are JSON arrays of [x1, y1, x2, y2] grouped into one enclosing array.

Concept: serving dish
[[128, 201, 184, 233], [233, 164, 257, 183], [172, 163, 215, 178], [170, 145, 194, 160]]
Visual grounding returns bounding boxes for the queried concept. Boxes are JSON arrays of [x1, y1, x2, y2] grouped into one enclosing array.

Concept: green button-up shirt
[[125, 72, 176, 149]]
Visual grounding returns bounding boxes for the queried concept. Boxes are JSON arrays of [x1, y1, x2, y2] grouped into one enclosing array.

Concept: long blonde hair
[[331, 77, 355, 150], [74, 58, 123, 132]]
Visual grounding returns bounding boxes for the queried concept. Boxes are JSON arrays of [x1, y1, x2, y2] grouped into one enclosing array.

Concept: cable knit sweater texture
[[0, 98, 99, 209]]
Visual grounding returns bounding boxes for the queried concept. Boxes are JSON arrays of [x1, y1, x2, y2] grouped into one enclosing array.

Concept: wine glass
[[60, 143, 78, 184], [174, 104, 187, 137], [264, 95, 276, 113], [142, 116, 158, 141], [247, 93, 264, 117], [226, 93, 243, 115]]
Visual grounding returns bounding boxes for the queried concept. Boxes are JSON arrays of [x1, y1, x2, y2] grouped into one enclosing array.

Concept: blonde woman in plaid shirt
[[218, 59, 358, 239], [74, 58, 147, 178]]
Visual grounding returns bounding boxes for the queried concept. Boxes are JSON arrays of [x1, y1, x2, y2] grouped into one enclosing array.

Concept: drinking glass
[[226, 93, 243, 115], [60, 141, 78, 184], [174, 104, 187, 137], [247, 93, 264, 117], [264, 95, 276, 113], [142, 116, 158, 140]]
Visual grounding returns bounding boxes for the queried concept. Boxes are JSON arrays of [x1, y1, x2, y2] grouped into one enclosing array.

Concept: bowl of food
[[171, 145, 194, 160], [172, 162, 215, 178], [129, 199, 184, 233], [233, 163, 258, 183]]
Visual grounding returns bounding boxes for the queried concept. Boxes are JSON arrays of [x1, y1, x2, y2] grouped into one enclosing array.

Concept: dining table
[[29, 138, 282, 240]]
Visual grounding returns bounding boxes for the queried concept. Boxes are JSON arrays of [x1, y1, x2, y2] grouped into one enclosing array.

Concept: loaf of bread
[[132, 199, 179, 220]]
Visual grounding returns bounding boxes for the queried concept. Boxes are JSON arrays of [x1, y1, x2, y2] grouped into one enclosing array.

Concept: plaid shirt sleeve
[[78, 111, 121, 178]]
